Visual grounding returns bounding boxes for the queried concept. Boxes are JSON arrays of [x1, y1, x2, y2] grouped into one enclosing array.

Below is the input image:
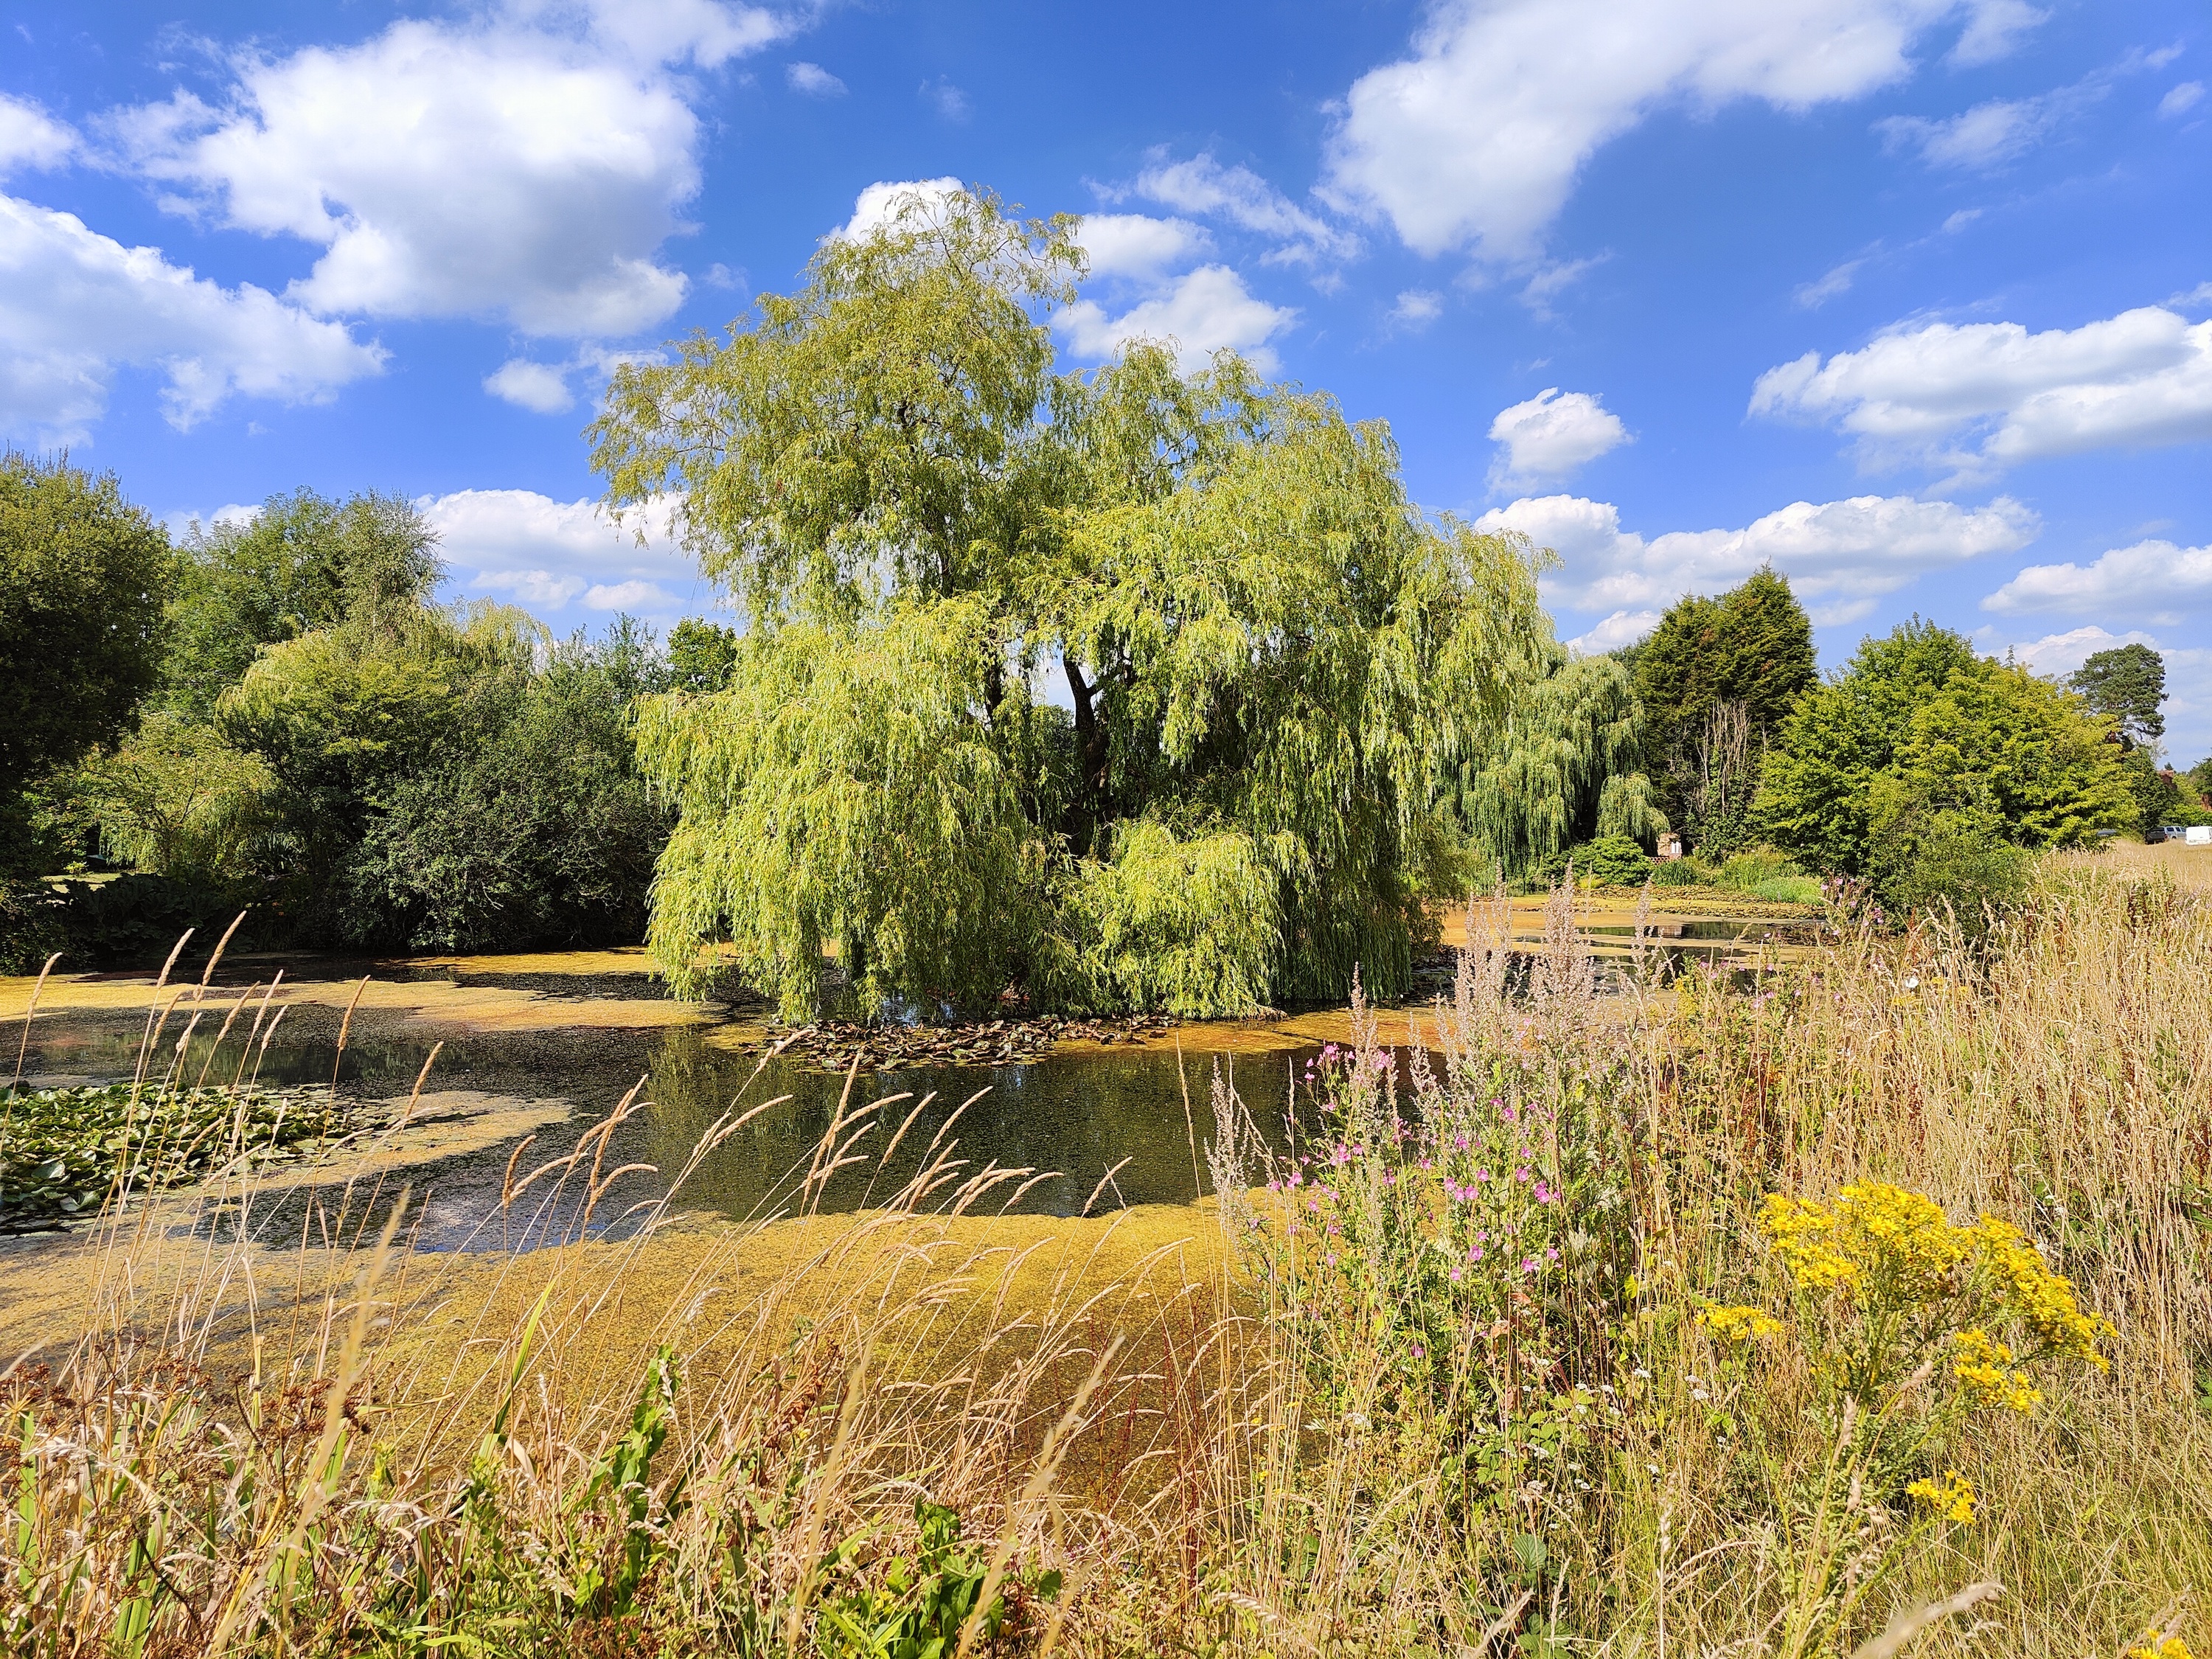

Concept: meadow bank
[[4, 856, 2209, 1658]]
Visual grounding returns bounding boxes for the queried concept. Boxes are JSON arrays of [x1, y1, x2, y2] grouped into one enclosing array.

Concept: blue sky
[[4, 0, 2208, 756]]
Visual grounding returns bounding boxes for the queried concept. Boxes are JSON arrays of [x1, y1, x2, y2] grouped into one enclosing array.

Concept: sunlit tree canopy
[[595, 187, 1624, 1019]]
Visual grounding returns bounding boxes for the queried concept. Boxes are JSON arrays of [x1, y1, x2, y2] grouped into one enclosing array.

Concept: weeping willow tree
[[595, 186, 1559, 1019], [1451, 647, 1666, 884]]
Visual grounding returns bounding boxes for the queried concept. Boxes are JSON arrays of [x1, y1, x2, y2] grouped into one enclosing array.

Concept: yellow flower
[[1699, 1302, 1784, 1344], [1758, 1183, 1971, 1302], [1950, 1328, 2042, 1414], [1757, 1194, 1861, 1293], [1967, 1216, 2114, 1371], [2124, 1632, 2195, 1659], [1905, 1469, 1977, 1526]]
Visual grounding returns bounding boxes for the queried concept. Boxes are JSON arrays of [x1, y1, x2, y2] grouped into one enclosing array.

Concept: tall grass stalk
[[2, 858, 2208, 1655]]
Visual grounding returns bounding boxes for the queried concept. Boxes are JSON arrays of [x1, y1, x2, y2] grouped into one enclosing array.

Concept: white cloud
[[1076, 213, 1212, 279], [1982, 538, 2212, 624], [1488, 388, 1629, 484], [0, 192, 384, 442], [420, 487, 691, 622], [1876, 79, 2104, 170], [1991, 622, 2162, 678], [1751, 300, 2212, 474], [1478, 490, 2037, 623], [2161, 82, 2206, 119], [919, 78, 970, 121], [1058, 265, 1296, 373], [785, 61, 845, 97], [0, 94, 75, 175], [111, 1, 787, 338], [1565, 609, 1663, 655], [1124, 151, 1357, 264], [584, 578, 674, 610], [838, 177, 964, 241], [1796, 259, 1865, 308], [1948, 0, 2046, 66], [1388, 288, 1444, 330], [483, 358, 574, 413], [1322, 0, 2041, 261]]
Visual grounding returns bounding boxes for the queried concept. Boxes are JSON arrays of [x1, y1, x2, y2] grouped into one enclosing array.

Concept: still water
[[18, 908, 1812, 1252], [20, 976, 1312, 1252]]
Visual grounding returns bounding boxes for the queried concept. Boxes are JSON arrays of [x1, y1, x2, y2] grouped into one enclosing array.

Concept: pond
[[8, 900, 1817, 1252], [12, 965, 1313, 1251]]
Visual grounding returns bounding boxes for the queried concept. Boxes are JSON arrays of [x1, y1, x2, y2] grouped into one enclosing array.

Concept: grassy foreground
[[4, 857, 2211, 1657]]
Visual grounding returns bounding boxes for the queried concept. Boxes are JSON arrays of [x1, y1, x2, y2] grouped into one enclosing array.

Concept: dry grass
[[3, 857, 2208, 1656]]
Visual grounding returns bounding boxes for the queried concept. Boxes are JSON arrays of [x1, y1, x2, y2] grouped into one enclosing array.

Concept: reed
[[1, 855, 2205, 1656]]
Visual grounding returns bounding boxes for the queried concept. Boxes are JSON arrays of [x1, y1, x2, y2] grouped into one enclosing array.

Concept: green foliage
[[72, 711, 275, 885], [1625, 567, 1816, 838], [343, 622, 671, 951], [2188, 757, 2212, 804], [668, 616, 742, 692], [162, 489, 442, 717], [1061, 393, 1545, 1004], [593, 187, 1087, 625], [2067, 642, 2165, 748], [1453, 652, 1662, 883], [1759, 620, 2137, 910], [639, 596, 1043, 1015], [1051, 816, 1279, 1016], [816, 1500, 1054, 1659], [1, 1081, 337, 1230], [0, 452, 171, 871], [604, 185, 1558, 1018], [1571, 832, 1652, 888]]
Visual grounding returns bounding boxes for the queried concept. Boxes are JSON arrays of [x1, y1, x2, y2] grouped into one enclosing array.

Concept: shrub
[[1572, 832, 1652, 887]]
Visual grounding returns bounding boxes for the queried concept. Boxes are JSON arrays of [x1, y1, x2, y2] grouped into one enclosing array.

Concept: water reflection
[[21, 1001, 1307, 1253]]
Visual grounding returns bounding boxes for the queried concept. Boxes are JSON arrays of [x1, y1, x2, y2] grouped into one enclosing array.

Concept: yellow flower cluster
[[2125, 1633, 2196, 1659], [1905, 1469, 1977, 1525], [1950, 1329, 2041, 1413], [1759, 1183, 1971, 1302], [1756, 1183, 2111, 1385], [1967, 1215, 2115, 1371], [1699, 1302, 1784, 1344]]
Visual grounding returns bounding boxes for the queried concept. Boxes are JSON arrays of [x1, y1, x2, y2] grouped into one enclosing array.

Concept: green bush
[[1571, 833, 1653, 888], [1648, 858, 1703, 887]]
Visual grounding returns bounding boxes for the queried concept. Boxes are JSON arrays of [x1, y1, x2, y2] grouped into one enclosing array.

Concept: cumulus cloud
[[1058, 265, 1295, 374], [1478, 490, 2037, 627], [1076, 213, 1212, 278], [1985, 625, 2212, 757], [1388, 288, 1444, 330], [422, 487, 690, 622], [109, 0, 787, 339], [0, 94, 75, 175], [1877, 76, 2105, 170], [1488, 388, 1629, 485], [837, 176, 964, 241], [785, 61, 845, 96], [1322, 0, 2041, 262], [1751, 299, 2212, 476], [1564, 609, 1664, 655], [1123, 151, 1357, 265], [1993, 622, 2162, 678], [0, 192, 384, 443], [483, 358, 575, 413], [1982, 538, 2212, 624]]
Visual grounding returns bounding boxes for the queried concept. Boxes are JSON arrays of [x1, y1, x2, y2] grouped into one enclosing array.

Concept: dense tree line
[[1, 461, 668, 967], [0, 189, 2194, 996]]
